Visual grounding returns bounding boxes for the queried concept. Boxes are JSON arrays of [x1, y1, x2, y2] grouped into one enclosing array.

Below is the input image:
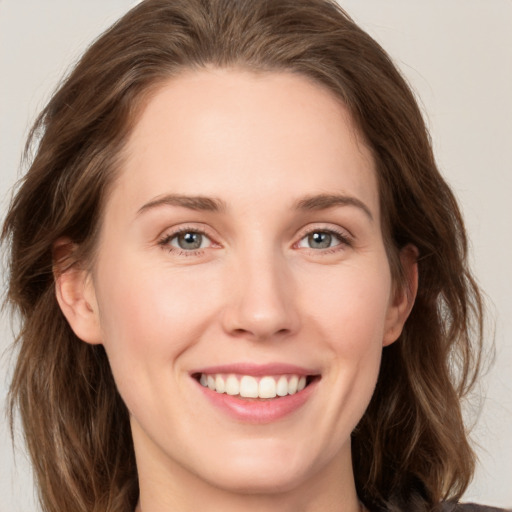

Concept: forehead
[[113, 68, 378, 219]]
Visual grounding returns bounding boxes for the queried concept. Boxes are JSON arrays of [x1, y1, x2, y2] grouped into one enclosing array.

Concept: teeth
[[215, 375, 226, 393], [198, 373, 311, 398], [276, 375, 288, 396], [259, 376, 277, 398], [225, 375, 239, 395], [240, 376, 259, 398], [288, 375, 298, 394]]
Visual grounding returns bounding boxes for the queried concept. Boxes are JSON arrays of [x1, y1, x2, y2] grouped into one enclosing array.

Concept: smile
[[198, 373, 311, 399], [191, 363, 321, 422]]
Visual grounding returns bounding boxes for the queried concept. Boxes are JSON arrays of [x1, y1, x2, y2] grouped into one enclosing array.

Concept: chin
[[203, 465, 309, 495], [191, 442, 321, 495]]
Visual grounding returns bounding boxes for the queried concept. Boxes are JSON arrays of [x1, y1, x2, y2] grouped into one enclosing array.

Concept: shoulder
[[441, 503, 511, 512]]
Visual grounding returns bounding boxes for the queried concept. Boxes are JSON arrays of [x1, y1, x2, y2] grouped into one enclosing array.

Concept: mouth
[[191, 364, 322, 423], [192, 372, 321, 400]]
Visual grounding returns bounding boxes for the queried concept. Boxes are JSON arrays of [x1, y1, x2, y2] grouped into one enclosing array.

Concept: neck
[[136, 501, 363, 512], [133, 438, 361, 512], [135, 492, 363, 512]]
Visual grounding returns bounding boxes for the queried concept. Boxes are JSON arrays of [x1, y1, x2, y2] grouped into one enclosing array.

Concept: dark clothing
[[367, 502, 510, 512], [442, 504, 511, 512]]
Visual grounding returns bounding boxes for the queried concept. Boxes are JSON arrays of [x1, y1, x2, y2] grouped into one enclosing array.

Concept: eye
[[158, 228, 214, 253], [171, 231, 210, 250], [296, 229, 350, 250]]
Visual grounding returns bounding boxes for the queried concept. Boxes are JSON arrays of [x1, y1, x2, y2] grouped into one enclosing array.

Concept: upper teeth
[[199, 374, 307, 398]]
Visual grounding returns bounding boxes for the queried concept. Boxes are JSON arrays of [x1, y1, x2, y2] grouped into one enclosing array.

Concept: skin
[[56, 68, 417, 512]]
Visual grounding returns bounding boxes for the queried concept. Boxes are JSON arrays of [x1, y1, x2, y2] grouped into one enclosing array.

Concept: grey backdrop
[[1, 1, 511, 510]]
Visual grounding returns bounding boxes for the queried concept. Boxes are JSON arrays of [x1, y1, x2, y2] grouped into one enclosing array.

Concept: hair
[[2, 1, 484, 511]]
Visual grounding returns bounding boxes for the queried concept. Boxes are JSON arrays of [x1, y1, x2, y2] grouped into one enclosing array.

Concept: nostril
[[228, 327, 292, 341]]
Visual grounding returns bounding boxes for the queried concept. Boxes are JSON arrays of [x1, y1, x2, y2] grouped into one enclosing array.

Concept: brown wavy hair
[[2, 1, 484, 511]]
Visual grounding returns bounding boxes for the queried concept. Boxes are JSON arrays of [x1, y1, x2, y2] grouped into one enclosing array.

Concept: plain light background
[[1, 1, 511, 510]]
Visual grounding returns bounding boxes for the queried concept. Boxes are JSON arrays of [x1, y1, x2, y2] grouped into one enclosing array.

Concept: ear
[[383, 244, 419, 347], [53, 238, 102, 345]]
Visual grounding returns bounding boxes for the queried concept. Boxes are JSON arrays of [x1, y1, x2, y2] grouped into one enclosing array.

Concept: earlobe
[[53, 239, 102, 345], [383, 244, 419, 347]]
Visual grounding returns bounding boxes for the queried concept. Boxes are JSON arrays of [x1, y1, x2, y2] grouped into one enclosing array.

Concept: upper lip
[[191, 362, 320, 377]]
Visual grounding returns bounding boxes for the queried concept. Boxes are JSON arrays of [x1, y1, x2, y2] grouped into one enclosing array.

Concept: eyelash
[[157, 225, 353, 257], [157, 226, 213, 257], [295, 227, 353, 255]]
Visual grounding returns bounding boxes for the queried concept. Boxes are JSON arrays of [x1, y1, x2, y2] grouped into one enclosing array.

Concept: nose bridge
[[222, 239, 299, 340]]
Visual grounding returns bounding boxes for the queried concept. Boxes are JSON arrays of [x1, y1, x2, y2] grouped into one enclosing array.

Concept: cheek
[[93, 254, 220, 365], [305, 260, 393, 350], [92, 257, 220, 421]]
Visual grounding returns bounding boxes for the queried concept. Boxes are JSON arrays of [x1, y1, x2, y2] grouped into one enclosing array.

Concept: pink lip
[[191, 362, 318, 377], [195, 381, 318, 423], [191, 364, 321, 424]]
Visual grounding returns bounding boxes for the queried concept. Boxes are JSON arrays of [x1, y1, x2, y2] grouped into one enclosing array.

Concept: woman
[[1, 1, 507, 511]]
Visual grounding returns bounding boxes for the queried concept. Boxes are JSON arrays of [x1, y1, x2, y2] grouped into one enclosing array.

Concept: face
[[59, 69, 415, 503]]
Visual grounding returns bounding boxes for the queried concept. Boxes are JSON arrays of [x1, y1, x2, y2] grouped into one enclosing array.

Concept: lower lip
[[194, 378, 319, 424]]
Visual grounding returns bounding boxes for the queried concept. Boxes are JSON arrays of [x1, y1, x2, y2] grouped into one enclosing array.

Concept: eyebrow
[[136, 192, 373, 221], [137, 194, 227, 215], [293, 193, 373, 221]]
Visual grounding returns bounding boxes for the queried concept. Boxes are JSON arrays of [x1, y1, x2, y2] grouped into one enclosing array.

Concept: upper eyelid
[[295, 223, 354, 241], [158, 223, 216, 240]]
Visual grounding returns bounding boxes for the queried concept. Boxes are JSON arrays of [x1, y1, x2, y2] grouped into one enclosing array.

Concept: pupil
[[309, 232, 331, 249], [179, 232, 202, 250]]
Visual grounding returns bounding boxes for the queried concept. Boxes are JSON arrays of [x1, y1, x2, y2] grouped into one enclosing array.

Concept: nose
[[221, 250, 300, 341]]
